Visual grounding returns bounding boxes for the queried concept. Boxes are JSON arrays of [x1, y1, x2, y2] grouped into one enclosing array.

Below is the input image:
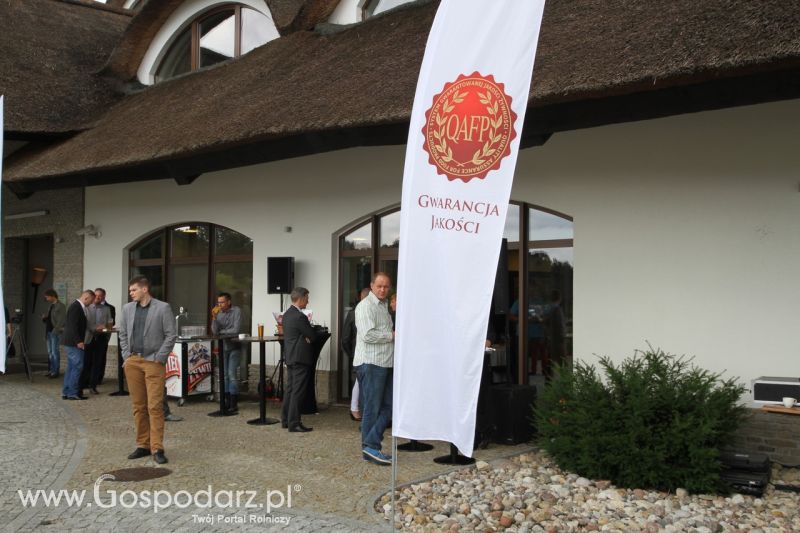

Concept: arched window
[[128, 223, 253, 334], [336, 202, 573, 398], [155, 4, 279, 82]]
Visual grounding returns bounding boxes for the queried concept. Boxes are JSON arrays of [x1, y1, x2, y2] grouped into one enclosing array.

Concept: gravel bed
[[378, 450, 800, 532]]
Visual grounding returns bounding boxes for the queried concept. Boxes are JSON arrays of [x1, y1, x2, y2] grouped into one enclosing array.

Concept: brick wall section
[[728, 409, 800, 466], [2, 187, 85, 302], [4, 187, 84, 358], [3, 239, 25, 315]]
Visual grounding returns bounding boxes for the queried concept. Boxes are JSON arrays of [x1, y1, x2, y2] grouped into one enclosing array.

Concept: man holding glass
[[84, 288, 115, 394], [211, 292, 243, 413]]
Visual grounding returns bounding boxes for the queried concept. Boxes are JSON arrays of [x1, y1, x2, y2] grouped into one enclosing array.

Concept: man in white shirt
[[354, 272, 395, 465]]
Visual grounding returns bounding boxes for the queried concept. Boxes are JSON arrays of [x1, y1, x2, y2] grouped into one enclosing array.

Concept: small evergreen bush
[[535, 347, 747, 494]]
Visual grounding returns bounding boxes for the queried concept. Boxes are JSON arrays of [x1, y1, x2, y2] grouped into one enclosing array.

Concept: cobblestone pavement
[[1, 378, 86, 529], [1, 373, 532, 532]]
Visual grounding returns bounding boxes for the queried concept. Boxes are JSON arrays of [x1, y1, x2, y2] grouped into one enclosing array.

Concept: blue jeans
[[62, 346, 84, 397], [357, 364, 392, 451], [47, 331, 61, 375], [225, 349, 241, 395]]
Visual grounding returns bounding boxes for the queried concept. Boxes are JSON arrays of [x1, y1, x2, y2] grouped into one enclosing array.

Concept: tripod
[[267, 352, 285, 400], [6, 322, 33, 381]]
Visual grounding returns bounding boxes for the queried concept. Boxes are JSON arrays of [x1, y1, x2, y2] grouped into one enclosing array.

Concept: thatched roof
[[4, 0, 800, 194], [0, 0, 131, 136]]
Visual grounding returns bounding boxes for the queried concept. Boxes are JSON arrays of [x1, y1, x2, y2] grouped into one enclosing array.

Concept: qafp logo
[[422, 72, 517, 183]]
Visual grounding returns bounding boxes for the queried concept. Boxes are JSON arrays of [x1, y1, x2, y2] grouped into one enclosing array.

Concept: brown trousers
[[124, 356, 166, 452]]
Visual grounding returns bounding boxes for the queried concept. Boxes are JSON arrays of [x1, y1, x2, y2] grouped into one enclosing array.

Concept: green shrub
[[535, 346, 747, 494]]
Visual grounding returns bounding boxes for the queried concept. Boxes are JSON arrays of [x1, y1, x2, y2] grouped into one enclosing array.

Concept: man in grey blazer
[[117, 276, 176, 465]]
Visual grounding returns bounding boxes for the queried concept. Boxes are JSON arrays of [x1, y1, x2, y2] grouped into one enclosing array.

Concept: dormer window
[[155, 4, 278, 83]]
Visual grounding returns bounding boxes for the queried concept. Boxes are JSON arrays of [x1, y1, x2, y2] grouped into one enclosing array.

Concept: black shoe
[[281, 421, 288, 429], [76, 395, 88, 400], [90, 387, 99, 395], [49, 374, 59, 379], [62, 395, 68, 400], [127, 447, 151, 459], [288, 423, 312, 433], [64, 395, 87, 401], [153, 450, 168, 464]]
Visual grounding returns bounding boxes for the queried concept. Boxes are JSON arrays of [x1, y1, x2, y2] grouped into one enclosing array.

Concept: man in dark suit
[[281, 287, 318, 433], [62, 290, 95, 400]]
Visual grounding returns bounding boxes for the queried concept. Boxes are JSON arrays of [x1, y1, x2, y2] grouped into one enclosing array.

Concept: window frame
[[128, 222, 253, 332], [336, 201, 574, 396], [156, 3, 269, 82]]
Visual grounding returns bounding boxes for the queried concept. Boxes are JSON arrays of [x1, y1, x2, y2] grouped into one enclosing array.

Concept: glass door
[[339, 222, 373, 399]]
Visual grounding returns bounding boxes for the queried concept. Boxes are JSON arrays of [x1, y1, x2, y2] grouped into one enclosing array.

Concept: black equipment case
[[720, 451, 771, 496], [720, 452, 770, 473]]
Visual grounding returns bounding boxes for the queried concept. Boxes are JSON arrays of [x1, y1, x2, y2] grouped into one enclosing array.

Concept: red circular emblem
[[422, 72, 517, 183]]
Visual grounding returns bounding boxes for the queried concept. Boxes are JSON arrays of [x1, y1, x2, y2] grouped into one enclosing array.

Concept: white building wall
[[85, 98, 800, 388], [84, 144, 406, 369], [512, 99, 800, 386]]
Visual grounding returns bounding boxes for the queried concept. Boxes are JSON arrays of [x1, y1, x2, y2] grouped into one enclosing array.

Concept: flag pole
[[390, 435, 397, 531]]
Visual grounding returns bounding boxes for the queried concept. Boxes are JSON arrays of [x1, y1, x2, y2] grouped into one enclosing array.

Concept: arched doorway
[[335, 202, 573, 399], [128, 222, 254, 382]]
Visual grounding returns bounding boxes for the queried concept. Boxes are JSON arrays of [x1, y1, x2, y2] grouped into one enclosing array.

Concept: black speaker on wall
[[267, 257, 294, 294]]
